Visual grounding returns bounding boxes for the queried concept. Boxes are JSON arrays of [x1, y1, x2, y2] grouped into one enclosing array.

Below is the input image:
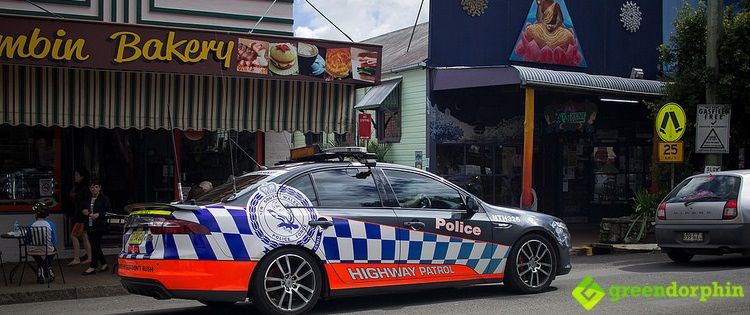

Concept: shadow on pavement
[[114, 284, 558, 315], [619, 255, 750, 273]]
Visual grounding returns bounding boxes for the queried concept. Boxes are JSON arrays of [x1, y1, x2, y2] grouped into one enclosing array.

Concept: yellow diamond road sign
[[656, 103, 686, 142]]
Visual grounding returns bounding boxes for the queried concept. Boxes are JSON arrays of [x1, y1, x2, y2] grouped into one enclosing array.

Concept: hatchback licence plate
[[682, 232, 704, 242], [128, 231, 145, 245]]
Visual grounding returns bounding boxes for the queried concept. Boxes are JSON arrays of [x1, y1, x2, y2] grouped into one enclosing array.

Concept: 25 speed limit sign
[[658, 142, 684, 163]]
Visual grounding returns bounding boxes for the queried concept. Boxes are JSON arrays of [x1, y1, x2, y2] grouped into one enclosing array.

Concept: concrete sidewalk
[[567, 223, 661, 256], [0, 252, 127, 305]]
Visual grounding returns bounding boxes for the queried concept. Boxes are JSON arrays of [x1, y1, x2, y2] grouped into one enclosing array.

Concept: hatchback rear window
[[665, 175, 741, 203]]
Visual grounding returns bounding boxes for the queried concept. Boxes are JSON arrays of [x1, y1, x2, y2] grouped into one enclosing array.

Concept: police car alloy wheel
[[252, 248, 322, 315], [503, 234, 557, 294]]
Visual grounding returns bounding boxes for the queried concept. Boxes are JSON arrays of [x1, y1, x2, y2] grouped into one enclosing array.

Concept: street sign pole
[[705, 0, 723, 170]]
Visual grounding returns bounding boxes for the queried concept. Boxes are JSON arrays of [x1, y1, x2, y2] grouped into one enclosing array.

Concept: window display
[[0, 125, 59, 207]]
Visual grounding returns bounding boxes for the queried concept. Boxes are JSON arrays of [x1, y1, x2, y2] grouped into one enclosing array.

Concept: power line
[[407, 0, 426, 53], [249, 0, 278, 34], [304, 0, 354, 42], [25, 0, 64, 19]]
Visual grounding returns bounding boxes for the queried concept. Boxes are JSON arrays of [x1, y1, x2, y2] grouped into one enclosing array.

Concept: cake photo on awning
[[268, 43, 299, 76]]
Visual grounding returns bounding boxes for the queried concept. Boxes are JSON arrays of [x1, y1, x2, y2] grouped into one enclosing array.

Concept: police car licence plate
[[128, 231, 145, 245], [682, 232, 703, 242]]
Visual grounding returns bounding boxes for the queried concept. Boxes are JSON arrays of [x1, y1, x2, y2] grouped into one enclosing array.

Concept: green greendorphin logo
[[572, 276, 745, 311]]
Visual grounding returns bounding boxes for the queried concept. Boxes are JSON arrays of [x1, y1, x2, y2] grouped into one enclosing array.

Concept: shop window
[[305, 132, 323, 145], [0, 125, 59, 209], [375, 82, 401, 143], [377, 110, 401, 143]]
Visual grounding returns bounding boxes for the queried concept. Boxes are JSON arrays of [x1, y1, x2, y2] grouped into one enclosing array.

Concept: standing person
[[68, 168, 92, 266], [81, 180, 110, 275], [28, 202, 58, 283]]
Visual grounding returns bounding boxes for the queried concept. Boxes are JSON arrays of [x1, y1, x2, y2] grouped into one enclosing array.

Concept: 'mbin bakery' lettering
[[0, 28, 89, 61], [109, 31, 234, 69]]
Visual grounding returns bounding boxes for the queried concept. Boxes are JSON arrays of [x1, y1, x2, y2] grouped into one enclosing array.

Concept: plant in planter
[[623, 189, 663, 243], [365, 140, 392, 162]]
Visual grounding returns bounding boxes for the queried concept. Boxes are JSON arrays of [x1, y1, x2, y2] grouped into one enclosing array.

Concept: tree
[[658, 0, 750, 177]]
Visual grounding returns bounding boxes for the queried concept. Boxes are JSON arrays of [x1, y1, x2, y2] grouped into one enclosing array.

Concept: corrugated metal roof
[[512, 66, 665, 96], [363, 22, 428, 72], [354, 77, 402, 110]]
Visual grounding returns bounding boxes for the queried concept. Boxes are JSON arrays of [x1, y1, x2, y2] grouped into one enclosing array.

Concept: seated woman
[[514, 0, 582, 66], [28, 202, 58, 283]]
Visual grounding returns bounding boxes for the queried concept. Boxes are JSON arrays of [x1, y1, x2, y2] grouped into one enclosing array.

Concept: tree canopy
[[658, 0, 750, 172]]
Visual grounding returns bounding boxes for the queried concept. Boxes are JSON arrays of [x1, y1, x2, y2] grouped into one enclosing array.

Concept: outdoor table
[[1, 232, 28, 283]]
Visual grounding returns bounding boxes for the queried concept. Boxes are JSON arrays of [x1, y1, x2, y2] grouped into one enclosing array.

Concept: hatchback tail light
[[657, 202, 667, 220], [723, 200, 738, 220]]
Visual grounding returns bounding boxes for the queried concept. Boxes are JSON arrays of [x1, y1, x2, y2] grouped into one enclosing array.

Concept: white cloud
[[294, 0, 430, 42]]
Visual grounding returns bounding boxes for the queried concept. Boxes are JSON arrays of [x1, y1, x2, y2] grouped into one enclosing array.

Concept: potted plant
[[623, 189, 663, 243]]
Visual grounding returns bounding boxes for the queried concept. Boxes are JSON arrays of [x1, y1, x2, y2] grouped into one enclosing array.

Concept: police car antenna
[[166, 103, 184, 202]]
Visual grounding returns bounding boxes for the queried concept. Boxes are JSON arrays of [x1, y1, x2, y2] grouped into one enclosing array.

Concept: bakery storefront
[[427, 0, 665, 222], [0, 15, 381, 256]]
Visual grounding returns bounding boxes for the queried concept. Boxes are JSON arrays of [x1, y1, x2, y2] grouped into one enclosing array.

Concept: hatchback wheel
[[251, 248, 322, 315], [667, 249, 693, 263], [503, 234, 557, 294]]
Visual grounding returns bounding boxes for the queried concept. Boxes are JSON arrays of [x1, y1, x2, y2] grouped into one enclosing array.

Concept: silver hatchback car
[[656, 170, 749, 263]]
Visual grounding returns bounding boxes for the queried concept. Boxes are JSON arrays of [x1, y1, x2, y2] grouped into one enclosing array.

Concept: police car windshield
[[194, 175, 268, 203]]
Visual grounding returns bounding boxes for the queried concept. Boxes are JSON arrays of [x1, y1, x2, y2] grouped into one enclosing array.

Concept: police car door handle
[[404, 221, 425, 230], [308, 219, 333, 229]]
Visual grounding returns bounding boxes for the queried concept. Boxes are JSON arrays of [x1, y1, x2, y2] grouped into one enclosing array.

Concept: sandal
[[80, 259, 92, 265], [67, 260, 81, 267], [99, 264, 109, 272], [81, 268, 96, 276]]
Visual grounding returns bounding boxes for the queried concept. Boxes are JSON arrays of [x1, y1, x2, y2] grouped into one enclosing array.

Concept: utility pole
[[705, 0, 723, 170]]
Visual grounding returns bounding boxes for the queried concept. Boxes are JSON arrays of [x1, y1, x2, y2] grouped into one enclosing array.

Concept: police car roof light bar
[[280, 146, 377, 166]]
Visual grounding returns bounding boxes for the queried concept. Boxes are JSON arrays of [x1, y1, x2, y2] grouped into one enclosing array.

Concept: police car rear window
[[195, 175, 268, 203], [665, 175, 741, 203]]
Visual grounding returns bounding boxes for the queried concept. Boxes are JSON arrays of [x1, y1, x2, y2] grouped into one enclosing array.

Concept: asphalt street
[[2, 253, 749, 314]]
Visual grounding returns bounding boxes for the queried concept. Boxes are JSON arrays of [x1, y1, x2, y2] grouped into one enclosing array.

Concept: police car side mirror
[[465, 196, 479, 212]]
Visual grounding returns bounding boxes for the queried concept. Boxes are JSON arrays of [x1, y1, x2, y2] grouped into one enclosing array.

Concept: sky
[[293, 0, 430, 42]]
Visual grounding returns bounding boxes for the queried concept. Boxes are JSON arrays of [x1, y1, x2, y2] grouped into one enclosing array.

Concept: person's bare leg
[[68, 234, 81, 266]]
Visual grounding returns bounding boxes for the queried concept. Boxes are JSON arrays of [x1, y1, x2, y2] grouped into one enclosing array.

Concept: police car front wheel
[[503, 234, 557, 294], [251, 248, 322, 315]]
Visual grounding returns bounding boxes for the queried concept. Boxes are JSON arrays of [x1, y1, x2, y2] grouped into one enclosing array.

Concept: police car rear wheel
[[252, 248, 322, 315], [503, 234, 557, 294]]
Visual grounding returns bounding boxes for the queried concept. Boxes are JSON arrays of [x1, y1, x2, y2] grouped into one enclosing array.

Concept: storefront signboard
[[695, 104, 730, 154], [658, 141, 683, 163], [0, 15, 382, 86], [655, 103, 686, 142], [358, 113, 372, 139], [543, 101, 597, 133]]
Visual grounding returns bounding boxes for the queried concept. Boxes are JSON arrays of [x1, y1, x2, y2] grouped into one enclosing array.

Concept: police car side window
[[383, 169, 464, 210], [283, 174, 319, 207], [312, 168, 382, 208]]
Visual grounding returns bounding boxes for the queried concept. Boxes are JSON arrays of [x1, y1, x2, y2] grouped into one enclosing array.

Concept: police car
[[118, 147, 572, 315]]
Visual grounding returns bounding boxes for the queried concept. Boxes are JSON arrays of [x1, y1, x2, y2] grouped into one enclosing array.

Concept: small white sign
[[696, 104, 730, 154]]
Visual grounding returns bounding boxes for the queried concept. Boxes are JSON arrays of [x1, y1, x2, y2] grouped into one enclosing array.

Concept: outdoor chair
[[18, 226, 65, 287]]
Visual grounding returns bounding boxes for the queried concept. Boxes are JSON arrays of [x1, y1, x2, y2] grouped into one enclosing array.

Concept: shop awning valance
[[431, 66, 666, 97], [354, 77, 401, 111], [0, 65, 356, 133]]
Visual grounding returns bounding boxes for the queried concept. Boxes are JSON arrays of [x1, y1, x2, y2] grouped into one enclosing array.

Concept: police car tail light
[[723, 200, 738, 220], [148, 218, 210, 235], [657, 202, 667, 220]]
